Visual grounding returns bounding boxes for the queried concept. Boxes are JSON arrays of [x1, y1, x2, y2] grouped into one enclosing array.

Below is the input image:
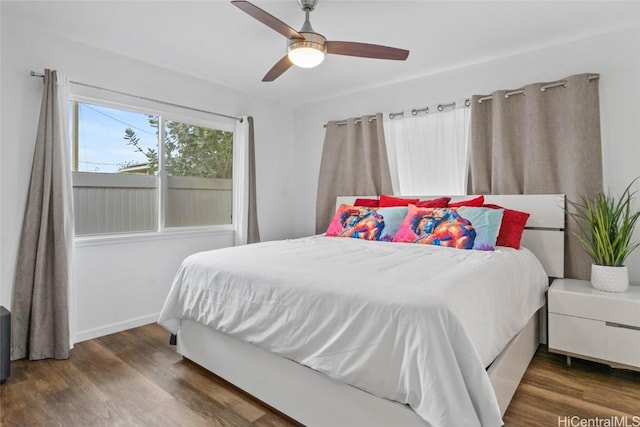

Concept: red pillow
[[448, 195, 485, 208], [484, 203, 530, 249], [354, 198, 379, 207], [379, 194, 420, 207], [415, 197, 451, 208]]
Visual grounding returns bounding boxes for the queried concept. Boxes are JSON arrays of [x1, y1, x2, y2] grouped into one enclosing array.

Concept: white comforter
[[158, 235, 548, 427]]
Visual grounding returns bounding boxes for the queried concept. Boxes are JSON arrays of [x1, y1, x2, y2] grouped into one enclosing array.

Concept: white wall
[[2, 7, 640, 343], [292, 25, 640, 284], [72, 231, 234, 342], [0, 16, 296, 340]]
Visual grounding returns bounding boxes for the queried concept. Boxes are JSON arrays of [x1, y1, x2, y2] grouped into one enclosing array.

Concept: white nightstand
[[548, 278, 640, 370]]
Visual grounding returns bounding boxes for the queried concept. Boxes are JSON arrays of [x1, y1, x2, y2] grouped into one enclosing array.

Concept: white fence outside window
[[166, 176, 232, 227], [73, 172, 232, 235]]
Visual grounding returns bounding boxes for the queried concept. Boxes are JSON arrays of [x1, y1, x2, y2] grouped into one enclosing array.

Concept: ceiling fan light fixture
[[287, 32, 327, 68], [288, 46, 324, 68]]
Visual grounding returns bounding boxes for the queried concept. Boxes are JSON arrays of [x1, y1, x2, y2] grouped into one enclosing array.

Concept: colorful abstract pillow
[[448, 195, 485, 208], [484, 204, 530, 249], [354, 198, 379, 207], [379, 194, 420, 207], [393, 206, 476, 248], [393, 205, 503, 251], [415, 197, 451, 208], [325, 204, 408, 241]]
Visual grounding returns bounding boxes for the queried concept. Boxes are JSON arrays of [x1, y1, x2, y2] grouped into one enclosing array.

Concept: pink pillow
[[484, 204, 530, 249], [354, 198, 379, 207], [448, 195, 485, 208], [379, 194, 420, 207], [415, 197, 451, 208], [326, 204, 385, 240]]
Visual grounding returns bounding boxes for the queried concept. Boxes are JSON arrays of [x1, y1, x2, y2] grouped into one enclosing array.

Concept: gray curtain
[[316, 113, 392, 233], [247, 116, 260, 244], [12, 70, 71, 360], [468, 73, 603, 279]]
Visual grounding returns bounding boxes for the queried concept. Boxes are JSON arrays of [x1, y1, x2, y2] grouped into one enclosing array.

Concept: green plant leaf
[[566, 177, 640, 266]]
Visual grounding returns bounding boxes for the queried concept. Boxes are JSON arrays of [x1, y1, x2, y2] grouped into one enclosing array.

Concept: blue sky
[[70, 102, 158, 173]]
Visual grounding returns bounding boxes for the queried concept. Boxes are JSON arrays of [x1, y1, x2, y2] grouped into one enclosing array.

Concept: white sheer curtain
[[383, 105, 471, 196], [233, 115, 260, 245], [60, 75, 75, 350], [233, 116, 249, 245]]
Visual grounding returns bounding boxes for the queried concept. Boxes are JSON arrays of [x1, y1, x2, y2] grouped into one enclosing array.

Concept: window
[[69, 99, 234, 236]]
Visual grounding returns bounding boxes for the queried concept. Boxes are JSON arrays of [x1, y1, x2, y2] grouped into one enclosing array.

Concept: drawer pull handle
[[605, 322, 640, 331]]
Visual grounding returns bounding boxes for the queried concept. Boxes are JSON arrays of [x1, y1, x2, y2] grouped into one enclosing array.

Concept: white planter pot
[[591, 264, 629, 293]]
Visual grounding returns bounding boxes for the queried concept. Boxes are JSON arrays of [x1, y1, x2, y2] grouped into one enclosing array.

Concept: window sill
[[74, 225, 235, 248]]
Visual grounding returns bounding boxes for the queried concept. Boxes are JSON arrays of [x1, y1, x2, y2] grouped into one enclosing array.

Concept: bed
[[158, 194, 565, 427]]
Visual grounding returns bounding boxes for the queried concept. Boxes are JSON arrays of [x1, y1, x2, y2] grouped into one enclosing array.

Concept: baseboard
[[74, 312, 160, 343]]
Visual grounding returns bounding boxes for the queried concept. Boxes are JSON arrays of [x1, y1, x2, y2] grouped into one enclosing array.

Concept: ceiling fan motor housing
[[288, 32, 327, 55]]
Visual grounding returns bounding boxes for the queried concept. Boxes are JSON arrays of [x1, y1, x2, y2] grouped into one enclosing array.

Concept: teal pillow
[[378, 207, 408, 241], [457, 207, 504, 251]]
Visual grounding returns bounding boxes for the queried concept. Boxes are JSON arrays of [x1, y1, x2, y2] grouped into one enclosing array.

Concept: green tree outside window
[[122, 116, 233, 179]]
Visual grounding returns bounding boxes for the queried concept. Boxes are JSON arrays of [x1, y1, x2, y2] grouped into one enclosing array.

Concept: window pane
[[70, 101, 159, 174], [72, 172, 158, 236], [69, 101, 159, 235], [164, 120, 233, 227]]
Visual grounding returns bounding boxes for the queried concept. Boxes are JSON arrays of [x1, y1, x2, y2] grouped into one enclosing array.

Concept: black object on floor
[[0, 306, 10, 384]]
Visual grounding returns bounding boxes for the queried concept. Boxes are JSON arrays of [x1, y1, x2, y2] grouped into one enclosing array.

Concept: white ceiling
[[6, 1, 640, 106]]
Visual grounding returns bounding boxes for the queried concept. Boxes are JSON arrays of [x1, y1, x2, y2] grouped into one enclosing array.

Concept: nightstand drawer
[[549, 284, 640, 328], [548, 313, 606, 359], [606, 323, 640, 368]]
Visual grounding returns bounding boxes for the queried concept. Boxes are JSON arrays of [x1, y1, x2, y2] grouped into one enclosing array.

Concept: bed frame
[[177, 194, 565, 426]]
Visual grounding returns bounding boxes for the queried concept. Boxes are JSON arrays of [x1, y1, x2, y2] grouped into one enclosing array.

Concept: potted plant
[[567, 178, 640, 292]]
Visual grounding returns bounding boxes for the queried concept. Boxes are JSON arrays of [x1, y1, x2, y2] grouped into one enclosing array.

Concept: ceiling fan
[[231, 0, 410, 82]]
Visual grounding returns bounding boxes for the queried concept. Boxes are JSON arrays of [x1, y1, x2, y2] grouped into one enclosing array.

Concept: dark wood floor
[[1, 324, 639, 426], [503, 347, 640, 426]]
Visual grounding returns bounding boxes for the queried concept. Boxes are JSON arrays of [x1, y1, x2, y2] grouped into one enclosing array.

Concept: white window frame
[[69, 88, 237, 244]]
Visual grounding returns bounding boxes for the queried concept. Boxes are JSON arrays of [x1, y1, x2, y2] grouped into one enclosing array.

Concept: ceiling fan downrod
[[298, 0, 317, 33]]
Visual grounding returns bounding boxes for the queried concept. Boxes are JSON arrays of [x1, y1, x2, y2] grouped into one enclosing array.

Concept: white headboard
[[335, 195, 565, 278]]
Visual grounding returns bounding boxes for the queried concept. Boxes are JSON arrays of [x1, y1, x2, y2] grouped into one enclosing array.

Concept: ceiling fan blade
[[232, 1, 304, 40], [326, 41, 409, 61], [263, 55, 294, 82]]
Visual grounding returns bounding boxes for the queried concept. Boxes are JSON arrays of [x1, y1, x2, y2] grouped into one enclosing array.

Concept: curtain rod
[[30, 71, 243, 123], [323, 98, 470, 128], [477, 74, 600, 104], [388, 99, 471, 120], [323, 116, 377, 128]]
